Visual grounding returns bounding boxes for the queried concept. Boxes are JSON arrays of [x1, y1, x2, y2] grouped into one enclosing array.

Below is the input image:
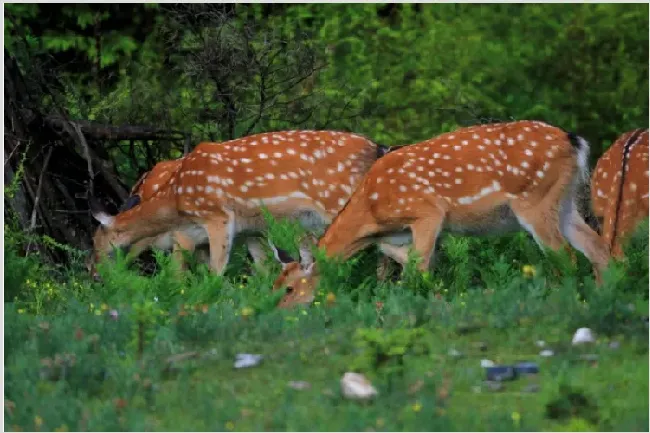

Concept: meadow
[[4, 3, 649, 432], [4, 217, 649, 432]]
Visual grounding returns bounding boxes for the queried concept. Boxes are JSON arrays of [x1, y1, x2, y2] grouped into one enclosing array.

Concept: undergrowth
[[4, 217, 649, 431]]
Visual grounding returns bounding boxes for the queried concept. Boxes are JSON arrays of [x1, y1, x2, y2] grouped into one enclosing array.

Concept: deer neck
[[113, 197, 183, 245]]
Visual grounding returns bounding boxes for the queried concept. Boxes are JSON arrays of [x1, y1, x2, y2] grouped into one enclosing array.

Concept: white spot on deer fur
[[177, 187, 183, 194], [399, 185, 407, 192], [530, 141, 538, 147], [398, 198, 405, 205], [630, 183, 637, 192], [273, 152, 283, 158], [454, 145, 462, 151], [338, 198, 347, 207], [545, 135, 553, 140], [455, 178, 462, 184], [546, 151, 554, 158], [467, 164, 475, 170], [536, 171, 544, 179], [226, 167, 234, 173], [300, 142, 309, 148], [288, 172, 298, 179], [153, 184, 159, 192], [525, 149, 533, 156], [258, 153, 268, 159], [507, 138, 514, 146], [472, 134, 480, 140], [341, 185, 352, 195], [433, 153, 441, 158], [455, 167, 463, 172], [443, 155, 451, 160], [517, 134, 524, 141], [369, 192, 379, 201], [483, 138, 491, 145], [337, 162, 345, 172]]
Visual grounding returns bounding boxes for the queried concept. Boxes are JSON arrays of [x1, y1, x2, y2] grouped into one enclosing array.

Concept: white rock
[[288, 380, 311, 390], [448, 348, 462, 358], [234, 353, 263, 369], [539, 349, 555, 357], [572, 328, 596, 345], [535, 340, 546, 348], [340, 372, 378, 400], [480, 359, 495, 368]]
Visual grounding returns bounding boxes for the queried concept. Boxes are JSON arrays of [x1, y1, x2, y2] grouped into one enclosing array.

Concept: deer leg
[[171, 231, 196, 273], [204, 216, 236, 275], [376, 244, 409, 281], [245, 236, 269, 274], [409, 214, 445, 272], [561, 207, 610, 284]]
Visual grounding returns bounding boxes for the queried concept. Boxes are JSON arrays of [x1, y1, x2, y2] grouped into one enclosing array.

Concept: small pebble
[[472, 341, 488, 352], [341, 372, 378, 400], [523, 383, 540, 393], [288, 380, 311, 390], [483, 380, 504, 392], [535, 340, 546, 348], [572, 327, 596, 345], [480, 359, 495, 368], [234, 354, 263, 369], [579, 354, 599, 362], [448, 348, 463, 358], [540, 349, 555, 357]]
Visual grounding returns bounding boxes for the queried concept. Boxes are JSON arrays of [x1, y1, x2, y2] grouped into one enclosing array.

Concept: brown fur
[[273, 121, 611, 308], [591, 129, 649, 258], [89, 130, 409, 277]]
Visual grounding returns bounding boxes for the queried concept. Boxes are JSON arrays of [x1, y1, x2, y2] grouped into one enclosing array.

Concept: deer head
[[273, 120, 611, 309], [269, 234, 320, 307]]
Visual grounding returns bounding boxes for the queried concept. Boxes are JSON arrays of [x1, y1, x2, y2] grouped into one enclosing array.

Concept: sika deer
[[270, 120, 611, 308], [88, 131, 410, 277], [591, 128, 649, 258]]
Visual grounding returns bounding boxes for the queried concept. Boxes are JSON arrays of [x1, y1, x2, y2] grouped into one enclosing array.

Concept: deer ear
[[267, 239, 297, 268], [119, 194, 141, 212], [298, 234, 317, 268], [304, 261, 315, 277], [89, 197, 115, 227]]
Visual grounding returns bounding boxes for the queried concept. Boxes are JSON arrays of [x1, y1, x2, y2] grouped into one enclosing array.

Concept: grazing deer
[[591, 128, 649, 258], [269, 120, 611, 308], [88, 131, 410, 277]]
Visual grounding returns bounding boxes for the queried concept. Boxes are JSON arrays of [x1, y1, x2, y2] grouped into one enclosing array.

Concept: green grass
[[4, 220, 649, 432]]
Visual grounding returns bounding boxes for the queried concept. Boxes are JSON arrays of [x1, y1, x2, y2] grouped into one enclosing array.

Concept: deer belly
[[444, 204, 519, 236], [378, 230, 413, 246], [152, 225, 210, 251]]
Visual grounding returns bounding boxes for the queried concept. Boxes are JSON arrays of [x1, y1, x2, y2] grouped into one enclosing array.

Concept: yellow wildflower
[[522, 265, 536, 278], [511, 411, 521, 426], [412, 401, 422, 412], [225, 421, 235, 430], [326, 292, 336, 304], [34, 415, 43, 428], [241, 307, 254, 317]]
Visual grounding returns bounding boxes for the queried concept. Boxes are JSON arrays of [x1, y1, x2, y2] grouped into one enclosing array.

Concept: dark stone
[[486, 366, 517, 382]]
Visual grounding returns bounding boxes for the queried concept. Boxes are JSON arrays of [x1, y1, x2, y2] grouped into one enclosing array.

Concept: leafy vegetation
[[3, 3, 649, 432]]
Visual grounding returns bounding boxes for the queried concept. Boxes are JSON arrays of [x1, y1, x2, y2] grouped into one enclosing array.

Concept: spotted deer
[[269, 120, 611, 308], [591, 128, 649, 258], [88, 130, 410, 277], [88, 158, 267, 279]]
